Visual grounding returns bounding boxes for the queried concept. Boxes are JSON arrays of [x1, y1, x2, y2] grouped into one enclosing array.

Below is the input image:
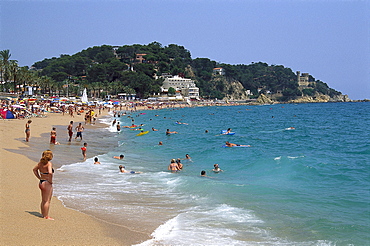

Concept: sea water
[[55, 102, 370, 246]]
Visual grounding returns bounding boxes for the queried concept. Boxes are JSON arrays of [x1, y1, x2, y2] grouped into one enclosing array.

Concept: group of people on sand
[[24, 118, 85, 146], [29, 104, 106, 220], [67, 121, 85, 142], [30, 121, 91, 221]]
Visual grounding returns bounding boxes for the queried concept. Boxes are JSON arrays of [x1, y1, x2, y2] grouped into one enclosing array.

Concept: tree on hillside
[[168, 87, 176, 96], [27, 43, 341, 100], [192, 58, 215, 81], [0, 49, 12, 86]]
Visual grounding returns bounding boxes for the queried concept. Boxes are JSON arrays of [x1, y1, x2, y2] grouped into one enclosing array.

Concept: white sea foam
[[133, 203, 332, 246], [287, 155, 305, 159]]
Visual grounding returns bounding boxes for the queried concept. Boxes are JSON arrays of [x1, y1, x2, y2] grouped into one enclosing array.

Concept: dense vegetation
[[1, 42, 341, 100]]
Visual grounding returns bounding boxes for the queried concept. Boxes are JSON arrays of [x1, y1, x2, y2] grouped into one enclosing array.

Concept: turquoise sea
[[55, 102, 370, 246]]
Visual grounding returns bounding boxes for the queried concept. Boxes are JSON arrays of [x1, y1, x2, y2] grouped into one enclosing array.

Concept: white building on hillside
[[213, 67, 225, 76], [161, 75, 200, 100]]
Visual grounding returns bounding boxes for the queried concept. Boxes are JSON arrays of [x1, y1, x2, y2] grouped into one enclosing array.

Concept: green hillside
[[2, 42, 342, 101]]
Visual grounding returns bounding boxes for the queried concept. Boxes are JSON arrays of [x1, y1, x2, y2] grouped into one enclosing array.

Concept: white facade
[[161, 75, 200, 99], [213, 67, 225, 76]]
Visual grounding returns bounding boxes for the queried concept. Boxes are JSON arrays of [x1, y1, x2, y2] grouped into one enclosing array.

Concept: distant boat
[[81, 88, 88, 103]]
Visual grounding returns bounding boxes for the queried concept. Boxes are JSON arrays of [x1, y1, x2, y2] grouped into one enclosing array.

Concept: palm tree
[[0, 51, 10, 79], [8, 60, 19, 93], [0, 49, 11, 88], [17, 66, 33, 94]]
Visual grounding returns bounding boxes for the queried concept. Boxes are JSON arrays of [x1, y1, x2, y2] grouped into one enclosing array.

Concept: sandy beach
[[0, 109, 150, 245]]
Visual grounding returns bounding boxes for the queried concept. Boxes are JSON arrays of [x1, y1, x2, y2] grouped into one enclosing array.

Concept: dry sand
[[0, 110, 150, 245]]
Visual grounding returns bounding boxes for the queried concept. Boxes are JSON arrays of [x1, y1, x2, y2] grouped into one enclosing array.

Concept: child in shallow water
[[81, 142, 87, 161]]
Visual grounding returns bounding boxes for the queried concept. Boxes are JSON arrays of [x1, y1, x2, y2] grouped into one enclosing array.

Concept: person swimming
[[225, 141, 250, 147], [94, 157, 101, 164], [166, 129, 178, 135], [119, 165, 142, 174], [212, 164, 223, 173], [113, 154, 124, 159], [176, 158, 183, 170]]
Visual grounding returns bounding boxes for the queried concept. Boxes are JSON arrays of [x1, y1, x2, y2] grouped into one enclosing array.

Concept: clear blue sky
[[1, 0, 369, 100]]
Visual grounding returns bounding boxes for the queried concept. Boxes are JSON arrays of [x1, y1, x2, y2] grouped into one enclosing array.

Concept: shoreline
[[0, 108, 151, 245], [2, 101, 367, 245]]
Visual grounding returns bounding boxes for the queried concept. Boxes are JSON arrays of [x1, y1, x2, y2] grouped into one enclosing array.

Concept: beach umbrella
[[0, 109, 15, 119], [11, 105, 26, 109]]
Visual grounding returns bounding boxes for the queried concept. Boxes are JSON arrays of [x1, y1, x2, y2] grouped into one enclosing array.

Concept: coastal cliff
[[209, 76, 250, 100], [287, 93, 351, 103], [206, 74, 350, 104]]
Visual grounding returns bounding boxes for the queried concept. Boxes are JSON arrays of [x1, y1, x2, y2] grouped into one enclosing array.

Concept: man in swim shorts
[[75, 123, 84, 140]]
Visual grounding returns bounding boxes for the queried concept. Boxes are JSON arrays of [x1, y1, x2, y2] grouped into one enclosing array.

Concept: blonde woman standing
[[32, 150, 54, 220]]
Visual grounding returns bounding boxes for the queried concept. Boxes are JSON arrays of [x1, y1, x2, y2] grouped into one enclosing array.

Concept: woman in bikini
[[25, 120, 32, 142], [32, 150, 54, 220], [168, 159, 180, 172]]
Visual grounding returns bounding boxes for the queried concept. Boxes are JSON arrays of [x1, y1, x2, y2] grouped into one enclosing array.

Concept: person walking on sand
[[50, 127, 60, 145], [81, 142, 87, 161], [25, 120, 32, 142], [67, 121, 73, 142], [75, 123, 84, 140], [32, 150, 55, 220]]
